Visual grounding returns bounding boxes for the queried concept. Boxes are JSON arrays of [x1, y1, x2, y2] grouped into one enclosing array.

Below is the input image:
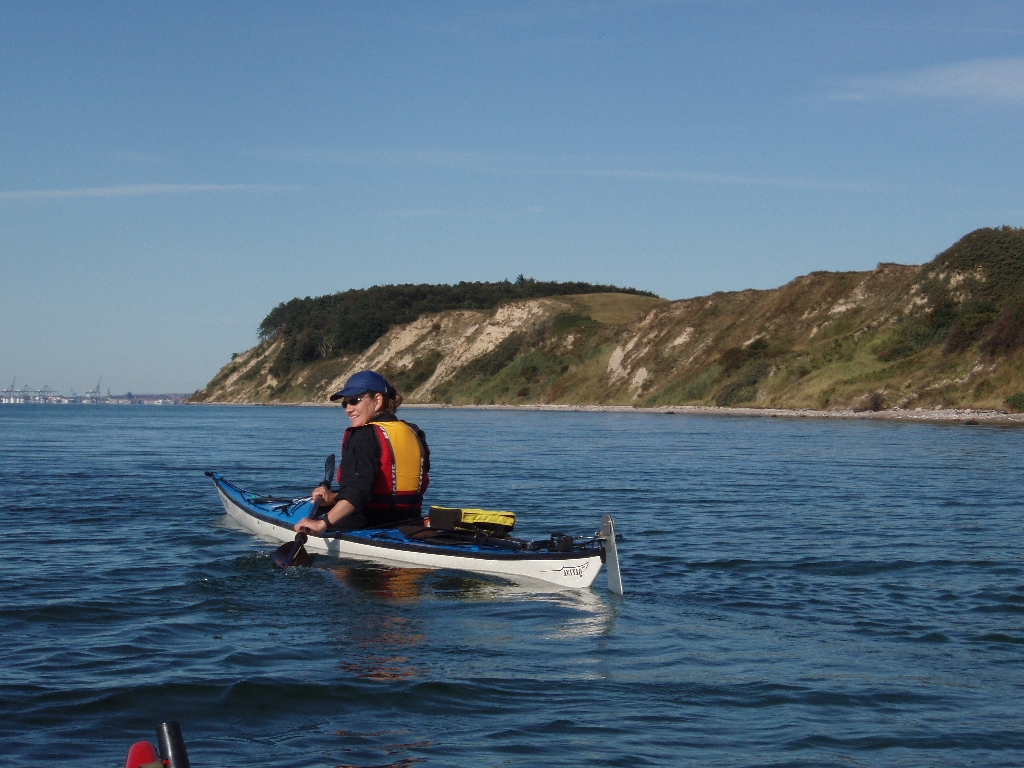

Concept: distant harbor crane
[[0, 379, 184, 405], [84, 379, 102, 404]]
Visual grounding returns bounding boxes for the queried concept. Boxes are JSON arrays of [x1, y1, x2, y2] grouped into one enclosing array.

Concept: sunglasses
[[341, 392, 373, 408]]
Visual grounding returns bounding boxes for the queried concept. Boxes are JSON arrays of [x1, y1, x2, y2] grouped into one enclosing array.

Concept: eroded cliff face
[[191, 231, 1024, 412], [192, 295, 633, 404], [598, 264, 926, 407]]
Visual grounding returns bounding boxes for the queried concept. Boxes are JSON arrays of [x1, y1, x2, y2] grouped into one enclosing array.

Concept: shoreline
[[397, 402, 1024, 425], [206, 399, 1024, 426]]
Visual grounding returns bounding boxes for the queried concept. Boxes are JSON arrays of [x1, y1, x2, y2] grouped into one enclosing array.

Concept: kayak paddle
[[272, 453, 335, 569]]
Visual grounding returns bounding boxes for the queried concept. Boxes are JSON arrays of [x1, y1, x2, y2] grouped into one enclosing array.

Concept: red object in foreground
[[125, 740, 161, 768]]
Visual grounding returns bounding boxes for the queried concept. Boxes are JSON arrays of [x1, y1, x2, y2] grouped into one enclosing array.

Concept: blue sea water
[[1, 404, 1023, 767]]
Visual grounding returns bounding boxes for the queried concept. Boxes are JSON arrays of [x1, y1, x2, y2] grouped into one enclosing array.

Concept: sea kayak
[[206, 472, 622, 592]]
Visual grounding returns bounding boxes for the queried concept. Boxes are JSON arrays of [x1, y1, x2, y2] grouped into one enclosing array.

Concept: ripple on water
[[2, 406, 1024, 766]]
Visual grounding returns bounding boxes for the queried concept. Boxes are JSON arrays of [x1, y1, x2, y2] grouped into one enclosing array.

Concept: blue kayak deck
[[210, 472, 599, 562]]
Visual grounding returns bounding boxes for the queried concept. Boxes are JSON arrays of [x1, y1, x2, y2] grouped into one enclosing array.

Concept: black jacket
[[336, 412, 430, 525]]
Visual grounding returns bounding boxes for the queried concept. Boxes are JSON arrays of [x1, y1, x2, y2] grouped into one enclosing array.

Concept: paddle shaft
[[272, 453, 335, 569], [293, 497, 322, 544]]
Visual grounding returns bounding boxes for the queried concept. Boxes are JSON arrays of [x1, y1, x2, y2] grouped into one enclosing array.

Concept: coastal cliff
[[191, 227, 1024, 412]]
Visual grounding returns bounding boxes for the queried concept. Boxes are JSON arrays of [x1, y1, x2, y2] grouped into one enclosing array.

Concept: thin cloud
[[261, 147, 501, 170], [384, 205, 546, 220], [266, 145, 887, 192], [0, 183, 301, 202], [114, 151, 164, 165], [834, 57, 1024, 102], [530, 167, 883, 192]]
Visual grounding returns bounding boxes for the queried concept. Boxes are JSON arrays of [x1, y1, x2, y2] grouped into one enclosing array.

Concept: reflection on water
[[542, 589, 621, 640], [326, 564, 428, 681], [321, 561, 621, 684], [327, 563, 431, 602], [426, 572, 510, 600], [331, 728, 432, 768]]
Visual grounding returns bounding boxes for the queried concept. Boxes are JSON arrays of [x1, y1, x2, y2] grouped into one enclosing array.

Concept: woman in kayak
[[293, 370, 430, 534]]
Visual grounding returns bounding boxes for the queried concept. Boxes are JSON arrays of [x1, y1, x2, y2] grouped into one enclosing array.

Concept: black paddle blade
[[271, 457, 332, 570], [272, 534, 310, 569], [272, 542, 309, 568], [324, 453, 336, 489]]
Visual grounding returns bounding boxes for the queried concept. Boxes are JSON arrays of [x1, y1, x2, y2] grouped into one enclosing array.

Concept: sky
[[1, 1, 1023, 394]]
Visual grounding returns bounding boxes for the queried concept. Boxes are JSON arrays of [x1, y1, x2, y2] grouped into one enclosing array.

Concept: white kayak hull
[[211, 476, 610, 590]]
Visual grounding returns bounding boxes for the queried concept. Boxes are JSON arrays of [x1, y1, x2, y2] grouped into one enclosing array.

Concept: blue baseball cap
[[330, 370, 395, 401]]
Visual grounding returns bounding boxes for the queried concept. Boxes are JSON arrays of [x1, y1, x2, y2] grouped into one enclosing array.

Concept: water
[[1, 405, 1023, 767]]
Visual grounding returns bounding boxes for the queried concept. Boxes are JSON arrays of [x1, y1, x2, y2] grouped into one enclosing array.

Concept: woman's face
[[344, 391, 384, 427]]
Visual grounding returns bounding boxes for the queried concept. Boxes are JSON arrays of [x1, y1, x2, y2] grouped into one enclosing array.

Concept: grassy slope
[[420, 229, 1024, 410], [191, 228, 1024, 411]]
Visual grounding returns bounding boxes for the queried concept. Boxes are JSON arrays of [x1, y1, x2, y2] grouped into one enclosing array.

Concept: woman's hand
[[294, 516, 328, 534], [311, 486, 336, 505], [294, 498, 353, 534]]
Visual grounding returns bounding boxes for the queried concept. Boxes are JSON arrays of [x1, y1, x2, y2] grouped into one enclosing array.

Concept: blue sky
[[2, 1, 1022, 393]]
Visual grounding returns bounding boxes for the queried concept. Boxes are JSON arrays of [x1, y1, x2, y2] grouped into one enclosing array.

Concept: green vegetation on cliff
[[881, 226, 1024, 361], [258, 277, 657, 377]]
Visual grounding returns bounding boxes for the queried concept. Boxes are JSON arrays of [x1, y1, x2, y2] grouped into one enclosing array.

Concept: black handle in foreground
[[271, 453, 336, 569], [156, 721, 190, 768]]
